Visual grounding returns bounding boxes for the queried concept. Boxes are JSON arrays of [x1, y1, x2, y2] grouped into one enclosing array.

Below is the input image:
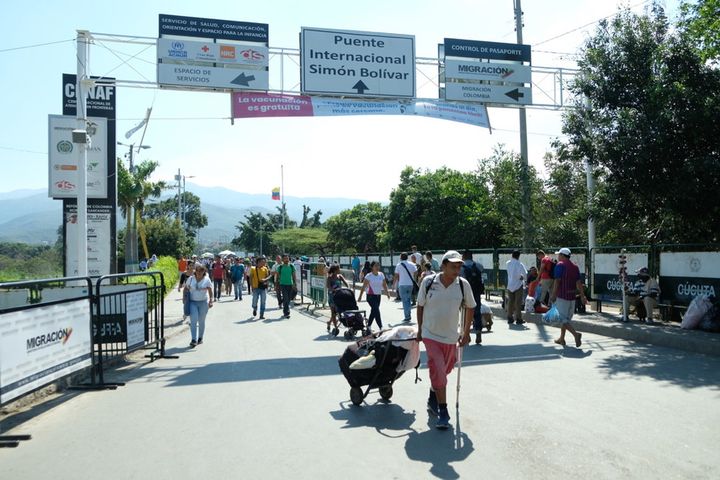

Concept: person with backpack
[[461, 250, 485, 344], [417, 250, 476, 430], [275, 254, 297, 318]]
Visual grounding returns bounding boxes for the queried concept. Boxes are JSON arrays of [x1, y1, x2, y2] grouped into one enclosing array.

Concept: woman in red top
[[211, 256, 225, 301]]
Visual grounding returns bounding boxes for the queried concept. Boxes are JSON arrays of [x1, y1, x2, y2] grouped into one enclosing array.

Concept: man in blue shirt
[[230, 257, 246, 301], [351, 254, 361, 282]]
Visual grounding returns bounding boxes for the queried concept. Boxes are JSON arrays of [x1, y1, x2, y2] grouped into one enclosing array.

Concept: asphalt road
[[2, 289, 719, 479]]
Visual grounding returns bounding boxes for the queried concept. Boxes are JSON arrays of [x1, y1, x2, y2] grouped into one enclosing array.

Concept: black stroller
[[330, 287, 369, 340], [338, 332, 415, 406]]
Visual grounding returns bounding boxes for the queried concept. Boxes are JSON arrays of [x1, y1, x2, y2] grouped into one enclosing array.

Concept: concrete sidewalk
[[484, 297, 720, 357]]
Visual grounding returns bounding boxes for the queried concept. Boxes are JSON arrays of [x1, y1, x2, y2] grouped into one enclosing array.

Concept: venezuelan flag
[[271, 187, 280, 200]]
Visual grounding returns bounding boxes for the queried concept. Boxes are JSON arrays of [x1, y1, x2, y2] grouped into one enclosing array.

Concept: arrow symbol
[[231, 73, 255, 87], [505, 88, 524, 102], [352, 80, 369, 94]]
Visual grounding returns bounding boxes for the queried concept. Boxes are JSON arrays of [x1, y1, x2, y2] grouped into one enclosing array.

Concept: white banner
[[65, 203, 112, 277], [594, 252, 648, 275], [48, 115, 108, 199], [0, 299, 92, 404], [659, 252, 720, 278], [499, 254, 537, 271], [125, 291, 146, 349]]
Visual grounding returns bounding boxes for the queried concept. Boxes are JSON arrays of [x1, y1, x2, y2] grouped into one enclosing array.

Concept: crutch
[[455, 345, 464, 409]]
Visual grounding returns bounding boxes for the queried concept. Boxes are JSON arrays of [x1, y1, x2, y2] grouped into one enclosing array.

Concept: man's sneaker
[[259, 315, 265, 319], [475, 335, 482, 345], [515, 319, 526, 325], [189, 340, 197, 348], [253, 308, 257, 316], [197, 338, 203, 345], [427, 392, 439, 417], [436, 408, 451, 430]]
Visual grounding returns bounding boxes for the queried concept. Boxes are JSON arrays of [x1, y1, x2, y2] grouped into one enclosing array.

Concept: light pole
[[173, 170, 195, 231], [117, 141, 150, 272]]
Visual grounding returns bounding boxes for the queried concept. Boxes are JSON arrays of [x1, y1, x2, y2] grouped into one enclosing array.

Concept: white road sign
[[445, 59, 531, 84], [301, 27, 415, 98], [157, 38, 268, 67], [158, 63, 268, 90], [445, 82, 532, 105]]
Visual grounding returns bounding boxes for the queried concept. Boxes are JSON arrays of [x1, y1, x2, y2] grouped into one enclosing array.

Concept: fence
[[0, 272, 175, 447]]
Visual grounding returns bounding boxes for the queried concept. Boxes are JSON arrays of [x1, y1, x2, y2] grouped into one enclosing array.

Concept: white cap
[[442, 250, 463, 263], [555, 247, 572, 257]]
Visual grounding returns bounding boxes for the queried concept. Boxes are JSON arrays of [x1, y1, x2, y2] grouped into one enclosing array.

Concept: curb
[[487, 304, 720, 357]]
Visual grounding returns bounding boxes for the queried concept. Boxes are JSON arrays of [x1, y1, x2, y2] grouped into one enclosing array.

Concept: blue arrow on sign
[[231, 73, 256, 87]]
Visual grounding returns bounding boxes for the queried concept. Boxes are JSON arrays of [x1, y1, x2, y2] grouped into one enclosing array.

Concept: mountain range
[[0, 183, 369, 245]]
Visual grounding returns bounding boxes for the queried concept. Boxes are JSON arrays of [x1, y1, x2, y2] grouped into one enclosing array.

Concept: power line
[[0, 39, 74, 53], [534, 0, 653, 47], [0, 145, 47, 155]]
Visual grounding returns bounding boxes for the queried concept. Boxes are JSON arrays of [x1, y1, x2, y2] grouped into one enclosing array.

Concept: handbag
[[400, 262, 420, 295]]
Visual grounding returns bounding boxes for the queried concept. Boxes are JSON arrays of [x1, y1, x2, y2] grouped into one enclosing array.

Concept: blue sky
[[1, 0, 681, 202]]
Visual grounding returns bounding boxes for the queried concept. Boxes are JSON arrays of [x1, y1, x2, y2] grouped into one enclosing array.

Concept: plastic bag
[[480, 303, 492, 315], [681, 295, 713, 330], [524, 297, 535, 313], [542, 305, 561, 325]]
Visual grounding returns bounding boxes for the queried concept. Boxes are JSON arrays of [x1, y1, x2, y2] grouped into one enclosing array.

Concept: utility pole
[[175, 168, 182, 226], [514, 0, 532, 249], [75, 31, 89, 277]]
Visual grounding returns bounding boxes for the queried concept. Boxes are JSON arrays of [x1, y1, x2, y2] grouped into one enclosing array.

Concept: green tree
[[680, 0, 720, 63], [142, 217, 192, 258], [232, 212, 277, 256], [325, 202, 388, 252], [145, 192, 208, 238], [270, 228, 329, 254], [476, 146, 544, 247], [561, 5, 720, 244], [386, 166, 501, 250], [117, 158, 168, 259], [299, 205, 323, 228]]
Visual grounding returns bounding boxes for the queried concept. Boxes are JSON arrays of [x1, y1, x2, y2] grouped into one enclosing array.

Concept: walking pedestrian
[[250, 256, 272, 319], [461, 250, 485, 345], [416, 250, 475, 430], [425, 251, 440, 272], [223, 257, 233, 296], [276, 254, 297, 318], [505, 250, 527, 324], [550, 248, 586, 348], [326, 264, 349, 332], [358, 261, 390, 332], [245, 258, 252, 295], [360, 260, 372, 282], [537, 250, 555, 305], [393, 252, 418, 322], [351, 254, 361, 282], [184, 263, 213, 347], [211, 256, 225, 301], [271, 255, 283, 308], [230, 257, 246, 301]]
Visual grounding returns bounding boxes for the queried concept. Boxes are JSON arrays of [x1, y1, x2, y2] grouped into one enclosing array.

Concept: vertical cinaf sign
[[60, 74, 117, 276]]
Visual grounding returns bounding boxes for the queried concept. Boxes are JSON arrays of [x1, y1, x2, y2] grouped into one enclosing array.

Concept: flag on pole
[[272, 187, 280, 200]]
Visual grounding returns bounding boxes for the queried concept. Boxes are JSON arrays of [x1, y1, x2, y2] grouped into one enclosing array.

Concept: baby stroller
[[338, 327, 419, 406], [330, 287, 369, 340]]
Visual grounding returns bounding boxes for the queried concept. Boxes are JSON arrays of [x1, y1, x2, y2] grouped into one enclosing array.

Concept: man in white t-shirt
[[417, 250, 476, 430], [393, 252, 418, 322]]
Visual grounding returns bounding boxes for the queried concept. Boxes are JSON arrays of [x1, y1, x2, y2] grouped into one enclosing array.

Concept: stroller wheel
[[350, 387, 364, 406], [331, 327, 340, 337], [343, 330, 354, 340], [486, 320, 493, 332], [379, 385, 393, 401]]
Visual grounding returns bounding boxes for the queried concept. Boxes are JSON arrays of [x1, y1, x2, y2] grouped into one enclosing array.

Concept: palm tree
[[117, 158, 167, 269]]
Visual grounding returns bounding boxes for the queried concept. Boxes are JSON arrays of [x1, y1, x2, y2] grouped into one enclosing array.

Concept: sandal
[[554, 338, 566, 346]]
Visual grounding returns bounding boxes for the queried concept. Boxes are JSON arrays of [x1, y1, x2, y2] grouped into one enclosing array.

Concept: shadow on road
[[404, 416, 474, 479], [596, 344, 720, 389], [329, 401, 416, 435]]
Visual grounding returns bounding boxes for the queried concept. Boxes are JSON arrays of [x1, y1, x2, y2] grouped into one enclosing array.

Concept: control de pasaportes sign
[[301, 27, 415, 98], [231, 92, 489, 128], [0, 299, 92, 404]]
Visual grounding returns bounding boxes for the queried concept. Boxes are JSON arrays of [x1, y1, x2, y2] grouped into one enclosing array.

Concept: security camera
[[72, 129, 89, 144]]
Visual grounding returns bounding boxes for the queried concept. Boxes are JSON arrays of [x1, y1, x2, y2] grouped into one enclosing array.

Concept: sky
[[1, 0, 682, 204]]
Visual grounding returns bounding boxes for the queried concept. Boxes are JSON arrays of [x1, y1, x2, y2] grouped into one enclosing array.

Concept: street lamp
[[174, 170, 196, 231], [117, 141, 151, 273]]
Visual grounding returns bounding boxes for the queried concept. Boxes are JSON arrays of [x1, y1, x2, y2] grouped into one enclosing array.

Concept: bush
[[123, 256, 179, 305]]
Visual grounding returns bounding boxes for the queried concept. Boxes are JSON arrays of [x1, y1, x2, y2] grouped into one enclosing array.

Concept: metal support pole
[[176, 168, 182, 225], [514, 0, 531, 249], [76, 31, 89, 277]]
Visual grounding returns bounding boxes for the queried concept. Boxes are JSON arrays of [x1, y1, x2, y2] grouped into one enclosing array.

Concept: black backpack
[[462, 262, 485, 296], [547, 259, 559, 279]]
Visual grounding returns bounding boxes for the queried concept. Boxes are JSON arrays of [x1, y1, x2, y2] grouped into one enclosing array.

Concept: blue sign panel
[[159, 14, 268, 43], [444, 38, 531, 62]]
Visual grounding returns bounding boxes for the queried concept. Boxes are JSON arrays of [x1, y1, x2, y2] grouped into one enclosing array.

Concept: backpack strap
[[422, 274, 465, 310]]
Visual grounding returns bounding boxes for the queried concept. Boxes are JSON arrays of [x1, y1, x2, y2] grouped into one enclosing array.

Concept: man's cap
[[442, 250, 464, 263], [636, 267, 650, 276], [555, 247, 572, 256]]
